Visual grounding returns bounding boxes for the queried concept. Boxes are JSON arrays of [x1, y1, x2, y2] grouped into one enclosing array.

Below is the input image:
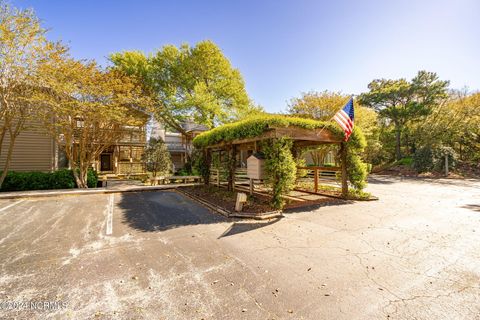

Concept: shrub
[[142, 137, 172, 177], [262, 137, 297, 210], [345, 126, 369, 190], [0, 169, 98, 192], [432, 146, 457, 172], [192, 149, 210, 183], [413, 146, 457, 173], [413, 147, 433, 172], [86, 168, 98, 188]]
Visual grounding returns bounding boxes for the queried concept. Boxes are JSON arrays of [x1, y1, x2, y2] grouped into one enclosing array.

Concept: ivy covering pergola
[[193, 115, 367, 207]]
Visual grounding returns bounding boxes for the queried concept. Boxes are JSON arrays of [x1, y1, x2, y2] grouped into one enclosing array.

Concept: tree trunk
[[394, 121, 402, 161], [0, 133, 18, 188]]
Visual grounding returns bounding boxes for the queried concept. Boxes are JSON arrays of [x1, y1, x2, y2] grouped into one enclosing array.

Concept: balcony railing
[[72, 127, 146, 144], [166, 142, 187, 151], [118, 162, 145, 174]]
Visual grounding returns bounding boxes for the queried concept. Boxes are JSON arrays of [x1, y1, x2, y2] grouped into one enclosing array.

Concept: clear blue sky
[[12, 0, 480, 113]]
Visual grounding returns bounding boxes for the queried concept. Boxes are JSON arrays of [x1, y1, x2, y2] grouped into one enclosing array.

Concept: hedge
[[0, 169, 98, 192]]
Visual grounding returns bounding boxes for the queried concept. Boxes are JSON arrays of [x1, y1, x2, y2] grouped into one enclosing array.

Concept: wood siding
[[0, 126, 55, 172]]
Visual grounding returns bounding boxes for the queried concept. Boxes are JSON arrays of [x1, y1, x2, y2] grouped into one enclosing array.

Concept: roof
[[193, 115, 347, 149], [181, 121, 209, 133]]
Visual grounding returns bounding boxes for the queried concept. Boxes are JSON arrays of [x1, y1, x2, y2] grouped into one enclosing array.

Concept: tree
[[411, 90, 480, 162], [142, 137, 172, 177], [288, 90, 380, 164], [110, 40, 261, 133], [359, 71, 449, 160], [0, 1, 64, 187], [37, 57, 149, 188]]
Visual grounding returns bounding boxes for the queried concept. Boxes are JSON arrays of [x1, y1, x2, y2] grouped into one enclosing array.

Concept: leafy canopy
[[110, 40, 262, 133], [359, 71, 449, 160]]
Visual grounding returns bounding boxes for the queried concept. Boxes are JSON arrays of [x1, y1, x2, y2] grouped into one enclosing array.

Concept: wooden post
[[228, 145, 237, 191], [205, 149, 211, 186], [216, 169, 220, 187], [445, 154, 449, 176], [340, 142, 348, 198], [249, 179, 254, 195], [314, 168, 319, 193]]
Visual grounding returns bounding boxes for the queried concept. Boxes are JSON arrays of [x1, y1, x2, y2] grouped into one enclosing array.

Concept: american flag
[[333, 97, 355, 141]]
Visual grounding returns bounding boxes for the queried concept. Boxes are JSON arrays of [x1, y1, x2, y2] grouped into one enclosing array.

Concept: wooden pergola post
[[204, 149, 211, 186], [340, 142, 348, 198], [227, 144, 237, 191]]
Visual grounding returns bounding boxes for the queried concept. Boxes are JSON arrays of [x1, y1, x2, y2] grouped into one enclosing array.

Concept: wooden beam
[[205, 126, 342, 150]]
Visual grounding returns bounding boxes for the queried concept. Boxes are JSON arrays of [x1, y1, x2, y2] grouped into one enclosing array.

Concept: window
[[131, 147, 144, 161], [119, 146, 131, 161]]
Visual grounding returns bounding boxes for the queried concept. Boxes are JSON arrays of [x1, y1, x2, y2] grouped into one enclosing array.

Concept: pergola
[[193, 116, 351, 198]]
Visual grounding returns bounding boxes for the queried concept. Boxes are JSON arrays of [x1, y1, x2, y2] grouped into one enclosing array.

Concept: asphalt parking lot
[[0, 175, 479, 319]]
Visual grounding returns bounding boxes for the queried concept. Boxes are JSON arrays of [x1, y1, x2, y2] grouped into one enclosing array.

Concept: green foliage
[[86, 168, 98, 188], [192, 149, 210, 182], [195, 115, 369, 192], [347, 189, 372, 200], [433, 146, 457, 172], [142, 137, 172, 177], [262, 138, 297, 210], [344, 127, 369, 190], [288, 90, 350, 120], [412, 147, 433, 173], [110, 40, 261, 132], [0, 169, 98, 192], [395, 157, 413, 166], [193, 115, 344, 149], [413, 146, 457, 173], [359, 71, 449, 160]]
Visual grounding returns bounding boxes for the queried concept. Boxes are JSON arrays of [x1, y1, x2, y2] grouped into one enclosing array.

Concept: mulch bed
[[182, 185, 273, 214], [181, 185, 349, 215]]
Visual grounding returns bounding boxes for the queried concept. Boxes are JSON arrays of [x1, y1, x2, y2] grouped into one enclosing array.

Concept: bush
[[262, 137, 297, 210], [345, 126, 369, 190], [413, 147, 433, 172], [413, 146, 457, 173], [86, 168, 98, 188], [1, 169, 98, 192], [433, 146, 457, 172]]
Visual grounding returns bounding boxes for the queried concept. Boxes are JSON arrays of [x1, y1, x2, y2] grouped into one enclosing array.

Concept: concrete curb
[[0, 183, 201, 200]]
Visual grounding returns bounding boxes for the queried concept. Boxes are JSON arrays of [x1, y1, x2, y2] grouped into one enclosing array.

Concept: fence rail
[[296, 166, 341, 193]]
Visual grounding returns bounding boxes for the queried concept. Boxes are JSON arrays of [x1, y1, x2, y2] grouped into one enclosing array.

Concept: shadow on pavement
[[218, 218, 282, 238], [118, 190, 227, 232], [283, 199, 354, 214], [368, 176, 398, 184], [462, 204, 480, 212]]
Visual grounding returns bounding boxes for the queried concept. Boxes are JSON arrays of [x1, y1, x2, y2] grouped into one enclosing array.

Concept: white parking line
[[106, 194, 114, 236], [0, 200, 24, 213]]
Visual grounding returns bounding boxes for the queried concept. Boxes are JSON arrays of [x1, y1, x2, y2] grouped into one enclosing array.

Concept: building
[[150, 118, 208, 171], [0, 112, 149, 176], [1, 115, 208, 176]]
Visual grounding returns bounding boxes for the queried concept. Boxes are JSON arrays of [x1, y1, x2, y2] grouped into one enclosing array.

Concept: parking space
[[0, 178, 479, 319]]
